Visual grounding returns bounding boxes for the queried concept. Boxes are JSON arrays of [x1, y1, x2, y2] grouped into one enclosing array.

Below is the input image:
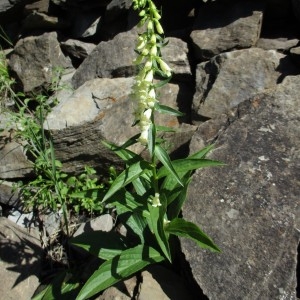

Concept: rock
[[138, 265, 193, 300], [46, 77, 189, 173], [192, 48, 295, 122], [97, 276, 137, 300], [104, 0, 132, 23], [7, 209, 34, 228], [0, 181, 20, 207], [0, 134, 33, 179], [73, 214, 114, 237], [60, 39, 96, 61], [71, 31, 137, 89], [69, 10, 102, 40], [0, 0, 25, 13], [161, 37, 192, 82], [0, 217, 41, 300], [8, 31, 71, 92], [24, 0, 50, 14], [21, 11, 69, 32], [190, 1, 263, 61], [181, 75, 300, 299], [256, 38, 299, 52]]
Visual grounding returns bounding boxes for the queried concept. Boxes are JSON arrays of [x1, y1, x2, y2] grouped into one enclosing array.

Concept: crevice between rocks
[[174, 238, 209, 300]]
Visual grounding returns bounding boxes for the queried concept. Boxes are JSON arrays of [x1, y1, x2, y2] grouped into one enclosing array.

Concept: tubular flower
[[131, 0, 172, 146], [151, 193, 162, 207]]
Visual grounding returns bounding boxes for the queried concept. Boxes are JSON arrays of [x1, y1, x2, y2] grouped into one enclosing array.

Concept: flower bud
[[152, 193, 162, 207], [139, 10, 146, 16], [150, 45, 157, 56], [147, 20, 154, 31], [144, 60, 152, 70], [158, 58, 172, 77], [145, 70, 153, 82], [154, 20, 164, 34]]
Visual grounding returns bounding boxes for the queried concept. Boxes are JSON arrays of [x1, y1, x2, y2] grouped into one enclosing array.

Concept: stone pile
[[0, 0, 299, 299]]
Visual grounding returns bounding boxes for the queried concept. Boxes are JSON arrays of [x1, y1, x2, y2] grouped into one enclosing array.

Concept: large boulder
[[192, 48, 298, 122], [45, 77, 194, 174], [190, 1, 263, 61], [181, 75, 300, 299], [71, 31, 137, 89], [8, 32, 71, 93]]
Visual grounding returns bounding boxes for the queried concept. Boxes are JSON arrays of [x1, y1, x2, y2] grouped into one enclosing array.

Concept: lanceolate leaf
[[164, 218, 221, 253], [157, 158, 224, 179], [188, 144, 215, 159], [103, 161, 150, 202], [154, 145, 183, 186], [76, 245, 165, 300], [32, 271, 81, 300], [102, 140, 141, 164], [146, 196, 171, 262], [154, 103, 185, 117], [70, 231, 127, 260]]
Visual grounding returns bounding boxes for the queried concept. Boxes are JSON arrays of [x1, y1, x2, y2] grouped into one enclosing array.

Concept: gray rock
[[0, 217, 41, 300], [73, 214, 114, 237], [0, 137, 33, 179], [256, 38, 299, 52], [138, 265, 193, 300], [60, 39, 96, 60], [0, 0, 25, 13], [104, 0, 132, 23], [192, 48, 291, 122], [21, 11, 70, 31], [161, 37, 192, 82], [97, 276, 137, 300], [7, 209, 34, 228], [182, 75, 300, 299], [71, 31, 137, 89], [46, 77, 190, 173], [24, 0, 50, 14], [190, 1, 263, 61], [0, 181, 20, 207], [8, 32, 71, 92], [70, 11, 102, 39]]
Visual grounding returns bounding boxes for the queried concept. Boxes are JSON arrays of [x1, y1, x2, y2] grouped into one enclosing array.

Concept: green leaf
[[103, 161, 150, 202], [146, 195, 171, 262], [157, 158, 224, 179], [76, 245, 165, 300], [166, 175, 191, 219], [102, 140, 141, 165], [165, 218, 221, 252], [152, 76, 171, 88], [188, 144, 215, 159], [156, 125, 176, 133], [154, 144, 183, 187], [154, 103, 185, 117], [32, 271, 81, 300], [70, 231, 127, 260], [69, 188, 106, 201]]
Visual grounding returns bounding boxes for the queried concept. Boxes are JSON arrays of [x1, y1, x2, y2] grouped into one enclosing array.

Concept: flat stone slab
[[182, 75, 300, 299]]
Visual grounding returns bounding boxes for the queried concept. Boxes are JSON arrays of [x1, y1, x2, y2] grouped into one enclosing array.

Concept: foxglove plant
[[34, 1, 223, 299]]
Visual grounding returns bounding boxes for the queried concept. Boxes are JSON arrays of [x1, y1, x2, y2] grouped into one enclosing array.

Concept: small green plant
[[9, 79, 106, 236], [34, 1, 223, 299]]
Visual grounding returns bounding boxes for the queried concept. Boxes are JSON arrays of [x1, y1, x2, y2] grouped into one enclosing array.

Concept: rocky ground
[[0, 0, 299, 299]]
